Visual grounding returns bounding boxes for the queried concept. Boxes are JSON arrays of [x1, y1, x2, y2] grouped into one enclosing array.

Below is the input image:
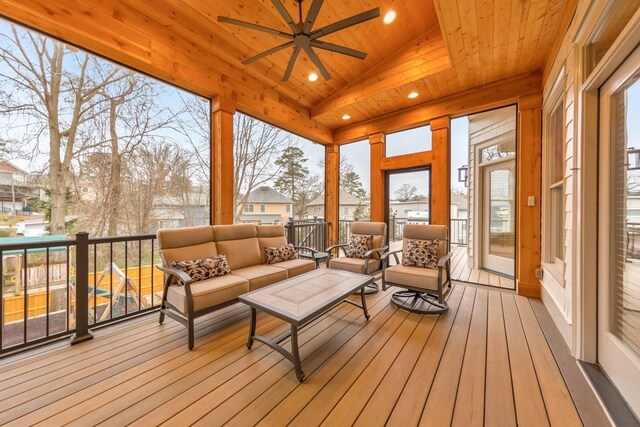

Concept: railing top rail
[[88, 234, 156, 244], [0, 239, 76, 251]]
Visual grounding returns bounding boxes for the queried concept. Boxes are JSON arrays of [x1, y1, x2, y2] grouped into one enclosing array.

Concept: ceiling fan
[[218, 0, 380, 81]]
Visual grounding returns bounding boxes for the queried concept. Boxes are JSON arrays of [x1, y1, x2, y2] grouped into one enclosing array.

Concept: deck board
[[0, 282, 590, 426], [449, 245, 515, 289]]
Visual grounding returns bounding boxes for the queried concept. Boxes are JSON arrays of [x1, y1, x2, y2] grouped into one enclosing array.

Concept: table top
[[238, 269, 373, 325]]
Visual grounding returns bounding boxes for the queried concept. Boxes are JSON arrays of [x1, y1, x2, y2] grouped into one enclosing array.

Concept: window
[[244, 204, 254, 213], [549, 101, 565, 262], [260, 204, 266, 213], [343, 207, 349, 217], [386, 125, 432, 157], [286, 204, 291, 212], [339, 139, 369, 230]]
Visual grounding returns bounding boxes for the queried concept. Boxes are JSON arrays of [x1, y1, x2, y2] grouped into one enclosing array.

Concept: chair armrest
[[437, 252, 453, 268], [381, 249, 402, 267], [294, 245, 318, 255], [364, 246, 389, 259], [156, 264, 192, 286], [326, 244, 349, 257]]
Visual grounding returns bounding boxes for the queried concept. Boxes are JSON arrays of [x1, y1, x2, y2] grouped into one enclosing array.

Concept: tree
[[274, 146, 309, 214], [0, 25, 129, 234], [294, 175, 322, 218], [233, 114, 291, 221], [341, 169, 367, 199], [395, 184, 418, 202]]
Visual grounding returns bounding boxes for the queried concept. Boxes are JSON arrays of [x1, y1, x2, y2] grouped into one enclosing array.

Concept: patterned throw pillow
[[346, 234, 373, 259], [264, 244, 298, 264], [170, 255, 231, 286], [402, 239, 439, 269]]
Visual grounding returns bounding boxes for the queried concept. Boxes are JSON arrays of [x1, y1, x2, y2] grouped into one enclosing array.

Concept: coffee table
[[238, 269, 373, 381]]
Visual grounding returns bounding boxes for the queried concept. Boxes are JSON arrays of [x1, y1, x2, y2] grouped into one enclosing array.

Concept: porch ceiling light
[[342, 114, 351, 120], [308, 72, 318, 82], [408, 91, 419, 99], [383, 10, 396, 24]]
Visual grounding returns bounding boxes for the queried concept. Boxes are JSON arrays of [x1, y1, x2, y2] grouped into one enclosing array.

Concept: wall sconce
[[628, 148, 640, 170], [457, 165, 469, 187]]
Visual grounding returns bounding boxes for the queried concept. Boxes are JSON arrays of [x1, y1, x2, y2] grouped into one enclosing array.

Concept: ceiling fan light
[[308, 72, 319, 82], [342, 114, 351, 120], [383, 10, 396, 24], [408, 91, 419, 99]]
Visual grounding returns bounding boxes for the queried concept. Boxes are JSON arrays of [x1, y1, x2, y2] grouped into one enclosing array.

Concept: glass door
[[385, 168, 431, 246], [481, 160, 516, 276], [598, 45, 640, 417]]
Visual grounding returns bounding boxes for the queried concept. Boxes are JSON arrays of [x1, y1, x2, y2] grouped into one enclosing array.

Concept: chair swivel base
[[390, 290, 448, 314]]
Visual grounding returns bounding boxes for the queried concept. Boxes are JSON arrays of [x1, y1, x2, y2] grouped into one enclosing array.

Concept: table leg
[[290, 325, 305, 382], [247, 307, 256, 349], [361, 286, 370, 320]]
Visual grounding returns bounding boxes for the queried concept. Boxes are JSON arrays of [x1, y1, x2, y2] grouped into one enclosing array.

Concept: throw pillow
[[264, 244, 298, 264], [346, 234, 373, 259], [170, 255, 231, 286], [402, 239, 439, 269]]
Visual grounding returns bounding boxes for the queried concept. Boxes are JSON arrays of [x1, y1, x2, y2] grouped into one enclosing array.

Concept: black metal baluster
[[23, 248, 27, 344], [124, 242, 128, 315], [138, 240, 142, 312], [151, 238, 155, 307], [66, 246, 70, 332], [93, 243, 97, 325], [46, 247, 49, 338], [109, 242, 113, 319], [0, 249, 3, 351]]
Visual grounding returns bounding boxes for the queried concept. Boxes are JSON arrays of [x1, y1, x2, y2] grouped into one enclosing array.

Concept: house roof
[[0, 161, 27, 174], [240, 214, 283, 223], [308, 191, 368, 207], [153, 193, 209, 207], [245, 186, 292, 204], [451, 192, 468, 208]]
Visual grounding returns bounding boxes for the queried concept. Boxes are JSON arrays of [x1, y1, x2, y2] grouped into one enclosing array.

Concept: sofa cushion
[[329, 257, 380, 274], [264, 244, 297, 264], [213, 224, 257, 241], [162, 242, 218, 266], [166, 274, 248, 313], [345, 234, 373, 259], [402, 239, 439, 269], [157, 225, 214, 249], [232, 265, 288, 290], [216, 238, 262, 270], [170, 255, 230, 286], [384, 265, 439, 291], [271, 259, 315, 277], [258, 236, 289, 263]]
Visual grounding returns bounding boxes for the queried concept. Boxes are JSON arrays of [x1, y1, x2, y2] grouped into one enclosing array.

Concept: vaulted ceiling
[[0, 0, 572, 142]]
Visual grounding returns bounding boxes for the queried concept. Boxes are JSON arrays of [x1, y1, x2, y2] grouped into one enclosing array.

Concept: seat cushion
[[167, 274, 248, 313], [329, 257, 380, 274], [384, 265, 439, 291], [232, 265, 289, 290], [271, 259, 316, 277]]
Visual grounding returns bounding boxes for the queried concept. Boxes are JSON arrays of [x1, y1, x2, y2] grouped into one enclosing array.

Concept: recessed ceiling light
[[308, 72, 318, 82], [342, 114, 351, 120], [408, 91, 419, 99], [383, 10, 396, 24]]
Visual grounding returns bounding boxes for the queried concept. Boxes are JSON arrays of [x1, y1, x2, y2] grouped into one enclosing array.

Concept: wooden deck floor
[[0, 283, 587, 426]]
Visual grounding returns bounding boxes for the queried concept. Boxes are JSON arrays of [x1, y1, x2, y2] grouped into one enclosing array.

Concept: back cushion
[[258, 236, 289, 263], [162, 242, 218, 266], [216, 238, 262, 270]]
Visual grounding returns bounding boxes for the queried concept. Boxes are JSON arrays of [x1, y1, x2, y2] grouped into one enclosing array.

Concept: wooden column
[[325, 144, 340, 246], [517, 94, 542, 297], [211, 96, 235, 225], [369, 133, 386, 222], [430, 116, 450, 226]]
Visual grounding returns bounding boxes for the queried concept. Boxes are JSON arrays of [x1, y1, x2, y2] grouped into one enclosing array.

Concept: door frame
[[384, 166, 431, 244]]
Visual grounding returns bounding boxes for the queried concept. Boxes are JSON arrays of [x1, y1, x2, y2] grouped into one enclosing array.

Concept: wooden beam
[[0, 0, 333, 144], [311, 26, 451, 119], [211, 96, 235, 225], [369, 133, 386, 223], [430, 116, 450, 227], [516, 93, 542, 298], [333, 72, 542, 144], [325, 144, 340, 247], [380, 151, 433, 171]]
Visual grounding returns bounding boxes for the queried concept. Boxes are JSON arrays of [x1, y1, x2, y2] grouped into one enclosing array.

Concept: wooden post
[[325, 144, 340, 247], [369, 133, 386, 222], [430, 116, 450, 226], [517, 94, 542, 297], [211, 96, 235, 225]]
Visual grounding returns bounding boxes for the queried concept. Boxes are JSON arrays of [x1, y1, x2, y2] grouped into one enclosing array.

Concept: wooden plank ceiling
[[0, 0, 570, 142]]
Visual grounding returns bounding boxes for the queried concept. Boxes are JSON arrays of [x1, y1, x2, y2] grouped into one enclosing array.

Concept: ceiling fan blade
[[302, 0, 324, 34], [303, 46, 331, 80], [310, 8, 380, 39], [310, 40, 367, 59], [271, 0, 300, 34], [283, 46, 302, 81], [218, 16, 292, 39], [243, 41, 295, 64]]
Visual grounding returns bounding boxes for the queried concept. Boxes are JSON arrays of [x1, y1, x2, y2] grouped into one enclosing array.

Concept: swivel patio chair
[[381, 224, 452, 314], [326, 221, 388, 294]]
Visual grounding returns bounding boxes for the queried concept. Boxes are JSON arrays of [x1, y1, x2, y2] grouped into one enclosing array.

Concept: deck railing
[[285, 218, 328, 252], [0, 232, 160, 354], [451, 219, 468, 246]]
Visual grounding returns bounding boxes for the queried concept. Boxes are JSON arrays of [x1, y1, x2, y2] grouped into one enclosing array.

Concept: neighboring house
[[16, 214, 48, 237], [307, 191, 369, 220], [238, 186, 292, 224], [451, 192, 468, 220], [0, 161, 36, 212], [389, 196, 430, 218], [151, 192, 209, 230]]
